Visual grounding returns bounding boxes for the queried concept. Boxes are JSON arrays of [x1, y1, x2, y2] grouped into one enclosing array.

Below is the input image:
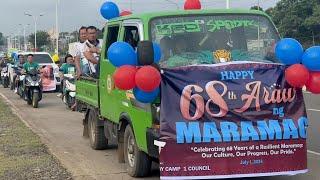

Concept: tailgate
[[76, 77, 99, 108]]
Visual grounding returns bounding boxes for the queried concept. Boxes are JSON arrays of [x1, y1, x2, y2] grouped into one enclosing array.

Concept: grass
[[0, 96, 72, 180]]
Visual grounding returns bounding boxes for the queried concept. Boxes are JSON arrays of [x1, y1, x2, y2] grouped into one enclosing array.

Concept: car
[[8, 52, 61, 92]]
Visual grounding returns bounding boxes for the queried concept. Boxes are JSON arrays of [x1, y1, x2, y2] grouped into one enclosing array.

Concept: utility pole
[[56, 0, 60, 55], [19, 24, 30, 51], [130, 0, 133, 11]]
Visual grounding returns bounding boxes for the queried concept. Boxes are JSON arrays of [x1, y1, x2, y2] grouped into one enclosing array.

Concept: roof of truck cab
[[108, 9, 270, 23]]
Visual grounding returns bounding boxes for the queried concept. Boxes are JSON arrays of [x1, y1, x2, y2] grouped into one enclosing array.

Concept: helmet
[[52, 54, 60, 63]]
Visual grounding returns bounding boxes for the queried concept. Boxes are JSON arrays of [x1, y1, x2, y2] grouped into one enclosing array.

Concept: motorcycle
[[23, 69, 42, 108], [62, 74, 76, 109], [17, 74, 26, 98], [1, 66, 9, 88]]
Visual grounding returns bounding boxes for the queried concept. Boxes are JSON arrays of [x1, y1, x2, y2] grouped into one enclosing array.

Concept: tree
[[251, 6, 263, 11], [29, 31, 51, 50], [267, 0, 320, 47], [0, 32, 5, 46]]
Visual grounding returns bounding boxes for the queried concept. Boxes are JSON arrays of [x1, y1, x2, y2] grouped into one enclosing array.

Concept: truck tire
[[88, 109, 108, 150], [124, 125, 151, 177]]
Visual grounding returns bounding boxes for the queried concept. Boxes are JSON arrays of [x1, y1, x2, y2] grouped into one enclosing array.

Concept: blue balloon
[[133, 88, 159, 103], [14, 53, 19, 60], [153, 43, 162, 63], [11, 52, 16, 59], [107, 42, 137, 67], [275, 38, 304, 65], [302, 46, 320, 71], [100, 1, 120, 20]]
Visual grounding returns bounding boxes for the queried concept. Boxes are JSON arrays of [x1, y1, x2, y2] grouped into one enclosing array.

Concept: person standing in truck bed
[[83, 26, 103, 78]]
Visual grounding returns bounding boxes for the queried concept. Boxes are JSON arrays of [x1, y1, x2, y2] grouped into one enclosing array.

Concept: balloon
[[302, 46, 320, 71], [100, 1, 120, 20], [135, 66, 161, 92], [153, 43, 162, 63], [52, 54, 60, 63], [184, 0, 202, 10], [120, 10, 132, 16], [113, 65, 137, 90], [133, 88, 160, 103], [275, 38, 304, 65], [11, 52, 16, 59], [306, 72, 320, 94], [285, 64, 309, 88], [107, 42, 137, 67], [14, 53, 19, 60]]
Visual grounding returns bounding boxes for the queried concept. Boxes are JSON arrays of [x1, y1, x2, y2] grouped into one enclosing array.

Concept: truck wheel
[[88, 109, 108, 150], [124, 125, 151, 177]]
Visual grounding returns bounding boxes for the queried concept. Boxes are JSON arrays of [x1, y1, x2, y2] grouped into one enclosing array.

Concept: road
[[0, 87, 319, 180]]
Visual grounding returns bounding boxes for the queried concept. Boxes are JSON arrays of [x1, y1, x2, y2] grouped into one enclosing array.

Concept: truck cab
[[76, 9, 280, 177]]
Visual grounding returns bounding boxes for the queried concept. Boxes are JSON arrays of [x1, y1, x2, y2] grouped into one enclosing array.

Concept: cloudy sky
[[0, 0, 280, 36]]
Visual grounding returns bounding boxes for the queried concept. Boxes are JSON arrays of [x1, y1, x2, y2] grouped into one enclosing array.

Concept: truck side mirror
[[137, 41, 154, 65]]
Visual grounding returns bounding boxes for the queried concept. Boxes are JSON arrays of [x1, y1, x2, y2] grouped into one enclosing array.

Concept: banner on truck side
[[159, 63, 308, 179]]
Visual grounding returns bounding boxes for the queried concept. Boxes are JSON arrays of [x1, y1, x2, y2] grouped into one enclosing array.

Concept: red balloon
[[120, 10, 132, 16], [113, 65, 137, 90], [135, 66, 161, 92], [306, 72, 320, 94], [285, 64, 310, 88], [184, 0, 202, 10]]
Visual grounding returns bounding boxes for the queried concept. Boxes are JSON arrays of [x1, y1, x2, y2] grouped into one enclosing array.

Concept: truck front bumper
[[146, 128, 159, 159]]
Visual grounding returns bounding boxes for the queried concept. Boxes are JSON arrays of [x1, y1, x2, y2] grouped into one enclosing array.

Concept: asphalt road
[[0, 87, 319, 180]]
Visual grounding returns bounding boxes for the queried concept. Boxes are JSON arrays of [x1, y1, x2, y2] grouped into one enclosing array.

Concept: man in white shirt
[[71, 26, 88, 78], [83, 26, 103, 77]]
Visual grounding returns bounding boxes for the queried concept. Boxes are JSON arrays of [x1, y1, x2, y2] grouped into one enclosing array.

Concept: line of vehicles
[[0, 52, 76, 109]]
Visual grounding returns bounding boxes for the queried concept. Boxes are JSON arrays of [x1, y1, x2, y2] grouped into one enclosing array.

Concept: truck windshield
[[150, 14, 280, 68]]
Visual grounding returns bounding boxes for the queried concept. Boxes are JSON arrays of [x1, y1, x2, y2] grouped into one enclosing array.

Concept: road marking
[[307, 150, 320, 156], [307, 109, 320, 112]]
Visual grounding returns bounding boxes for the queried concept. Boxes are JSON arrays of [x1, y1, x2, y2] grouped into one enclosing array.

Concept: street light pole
[[25, 12, 44, 52], [226, 0, 230, 9], [56, 0, 59, 54], [19, 24, 30, 51]]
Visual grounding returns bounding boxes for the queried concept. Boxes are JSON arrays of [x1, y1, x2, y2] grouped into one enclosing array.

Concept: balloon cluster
[[100, 1, 133, 20], [107, 42, 162, 103], [275, 38, 320, 94]]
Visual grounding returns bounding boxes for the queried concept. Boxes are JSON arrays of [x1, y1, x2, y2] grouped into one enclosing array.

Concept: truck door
[[99, 23, 120, 120], [99, 20, 144, 123]]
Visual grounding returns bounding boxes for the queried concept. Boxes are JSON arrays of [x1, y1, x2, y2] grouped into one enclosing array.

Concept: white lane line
[[307, 109, 320, 112], [307, 150, 320, 156]]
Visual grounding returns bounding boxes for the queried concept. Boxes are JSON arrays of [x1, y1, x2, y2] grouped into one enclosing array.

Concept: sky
[[0, 0, 280, 36]]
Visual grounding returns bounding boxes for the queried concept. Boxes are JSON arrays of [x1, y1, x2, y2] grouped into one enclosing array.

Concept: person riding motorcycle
[[21, 54, 40, 99], [14, 55, 26, 93], [59, 54, 77, 110]]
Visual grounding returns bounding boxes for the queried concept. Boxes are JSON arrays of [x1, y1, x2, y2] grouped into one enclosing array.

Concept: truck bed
[[76, 77, 99, 108]]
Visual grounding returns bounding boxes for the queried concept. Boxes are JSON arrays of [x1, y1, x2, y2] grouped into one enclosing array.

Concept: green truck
[[76, 9, 280, 177]]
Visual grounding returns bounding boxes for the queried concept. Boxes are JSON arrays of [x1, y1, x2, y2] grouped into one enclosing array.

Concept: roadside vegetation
[[0, 97, 72, 180]]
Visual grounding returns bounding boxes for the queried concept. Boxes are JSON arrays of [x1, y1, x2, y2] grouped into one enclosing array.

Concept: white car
[[8, 52, 61, 91]]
